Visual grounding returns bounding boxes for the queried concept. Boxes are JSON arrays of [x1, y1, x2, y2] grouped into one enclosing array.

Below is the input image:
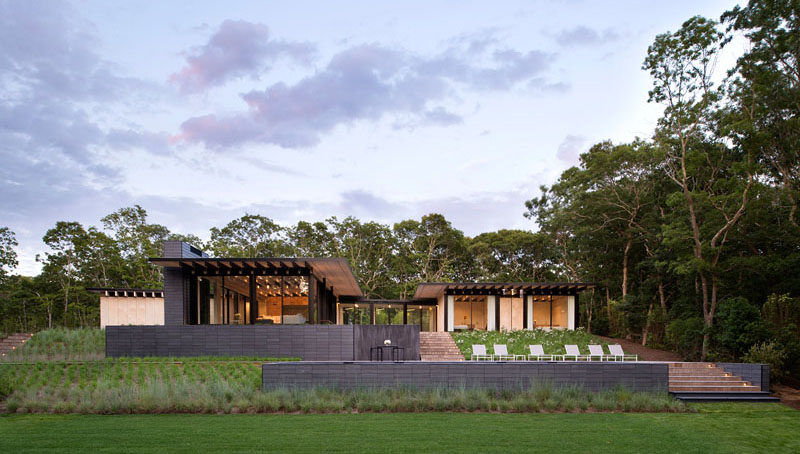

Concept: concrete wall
[[100, 297, 164, 328], [262, 361, 669, 392], [106, 325, 355, 360], [718, 362, 770, 391]]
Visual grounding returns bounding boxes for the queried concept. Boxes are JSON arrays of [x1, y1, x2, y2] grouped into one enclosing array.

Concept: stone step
[[670, 391, 779, 402], [670, 376, 744, 381], [669, 385, 760, 392]]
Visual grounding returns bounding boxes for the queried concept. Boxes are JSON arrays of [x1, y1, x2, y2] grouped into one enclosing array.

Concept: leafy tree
[[0, 227, 18, 282], [723, 0, 800, 225], [208, 214, 291, 258], [393, 214, 472, 298], [101, 205, 171, 287], [470, 230, 557, 282], [644, 16, 757, 359]]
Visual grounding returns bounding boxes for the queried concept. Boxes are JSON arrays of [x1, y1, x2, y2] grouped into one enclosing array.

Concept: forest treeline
[[0, 1, 798, 379]]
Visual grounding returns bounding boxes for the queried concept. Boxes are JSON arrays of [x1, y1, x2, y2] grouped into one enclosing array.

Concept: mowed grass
[[0, 404, 798, 453]]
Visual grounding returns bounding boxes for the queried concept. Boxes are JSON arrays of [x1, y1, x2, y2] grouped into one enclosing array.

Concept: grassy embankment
[[0, 328, 686, 414], [451, 328, 606, 358]]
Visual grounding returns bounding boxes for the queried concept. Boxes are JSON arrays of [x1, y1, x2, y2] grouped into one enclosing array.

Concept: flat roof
[[149, 257, 363, 297], [413, 282, 595, 299], [86, 288, 164, 298]]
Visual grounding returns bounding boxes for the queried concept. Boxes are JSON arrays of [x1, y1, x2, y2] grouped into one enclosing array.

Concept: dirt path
[[594, 336, 682, 362]]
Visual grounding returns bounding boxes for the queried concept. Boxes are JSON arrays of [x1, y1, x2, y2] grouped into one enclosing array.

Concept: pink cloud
[[170, 20, 315, 93]]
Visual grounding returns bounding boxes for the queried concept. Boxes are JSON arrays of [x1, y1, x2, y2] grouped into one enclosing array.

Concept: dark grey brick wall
[[353, 325, 420, 360], [107, 325, 355, 360], [163, 268, 185, 325], [163, 241, 206, 258], [262, 361, 669, 392], [718, 363, 769, 391]]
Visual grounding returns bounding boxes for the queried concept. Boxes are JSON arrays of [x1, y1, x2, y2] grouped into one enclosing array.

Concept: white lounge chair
[[608, 344, 638, 361], [588, 344, 609, 361], [527, 344, 556, 361], [471, 344, 491, 361], [564, 344, 590, 361], [492, 344, 516, 361]]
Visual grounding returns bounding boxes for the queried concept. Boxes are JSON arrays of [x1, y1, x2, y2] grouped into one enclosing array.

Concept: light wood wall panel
[[100, 297, 165, 328]]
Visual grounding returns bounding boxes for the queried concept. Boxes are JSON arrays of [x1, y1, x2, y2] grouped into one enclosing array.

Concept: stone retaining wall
[[262, 361, 669, 392]]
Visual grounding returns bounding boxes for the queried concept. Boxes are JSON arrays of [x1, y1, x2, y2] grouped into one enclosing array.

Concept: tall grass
[[451, 328, 605, 358], [0, 358, 686, 414], [3, 328, 105, 361]]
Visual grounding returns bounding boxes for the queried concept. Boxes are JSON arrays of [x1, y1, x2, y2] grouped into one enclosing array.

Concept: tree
[[644, 16, 757, 359], [0, 227, 18, 282], [723, 0, 800, 225], [40, 222, 88, 326], [470, 230, 557, 282], [393, 214, 472, 298], [101, 205, 171, 287], [208, 214, 291, 258]]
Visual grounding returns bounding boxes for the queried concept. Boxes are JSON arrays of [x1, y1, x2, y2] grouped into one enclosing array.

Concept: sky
[[1, 0, 744, 275]]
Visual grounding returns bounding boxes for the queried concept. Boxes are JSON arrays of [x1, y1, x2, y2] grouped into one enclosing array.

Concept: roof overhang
[[86, 288, 164, 298], [413, 282, 595, 299], [149, 257, 363, 297]]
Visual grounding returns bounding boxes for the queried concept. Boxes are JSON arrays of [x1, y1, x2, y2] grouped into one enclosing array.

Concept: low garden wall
[[105, 325, 420, 361], [261, 361, 670, 392], [718, 363, 770, 391]]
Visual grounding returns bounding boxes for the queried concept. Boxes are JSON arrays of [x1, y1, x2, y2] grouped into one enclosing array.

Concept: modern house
[[139, 241, 591, 332]]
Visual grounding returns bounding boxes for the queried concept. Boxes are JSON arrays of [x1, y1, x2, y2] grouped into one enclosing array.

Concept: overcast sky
[[1, 0, 743, 275]]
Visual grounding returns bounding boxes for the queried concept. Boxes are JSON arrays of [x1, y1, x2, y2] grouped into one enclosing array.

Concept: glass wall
[[199, 275, 250, 325], [374, 303, 404, 324], [255, 276, 309, 324], [531, 296, 569, 329], [407, 305, 436, 332], [551, 296, 568, 328], [453, 296, 487, 330], [339, 303, 371, 325]]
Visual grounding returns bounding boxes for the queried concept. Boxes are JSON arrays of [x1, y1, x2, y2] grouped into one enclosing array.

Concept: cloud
[[170, 20, 316, 93], [555, 26, 620, 46], [556, 134, 588, 164], [175, 36, 560, 149]]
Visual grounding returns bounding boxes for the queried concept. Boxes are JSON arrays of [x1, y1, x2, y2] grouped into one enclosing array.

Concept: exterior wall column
[[526, 295, 534, 330], [568, 295, 576, 330], [486, 295, 496, 331], [446, 295, 454, 332]]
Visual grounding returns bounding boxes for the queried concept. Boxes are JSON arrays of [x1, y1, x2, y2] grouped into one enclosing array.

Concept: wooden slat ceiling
[[413, 282, 595, 299], [149, 257, 363, 297]]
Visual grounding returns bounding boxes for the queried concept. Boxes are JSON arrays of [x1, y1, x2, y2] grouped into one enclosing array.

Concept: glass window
[[282, 276, 309, 324], [551, 296, 568, 329], [340, 303, 370, 325], [407, 305, 436, 332], [374, 303, 404, 324], [532, 298, 550, 329], [453, 297, 487, 330]]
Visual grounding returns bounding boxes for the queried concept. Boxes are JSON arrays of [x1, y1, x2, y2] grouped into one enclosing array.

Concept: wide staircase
[[669, 362, 778, 402], [420, 332, 464, 361], [0, 333, 32, 357]]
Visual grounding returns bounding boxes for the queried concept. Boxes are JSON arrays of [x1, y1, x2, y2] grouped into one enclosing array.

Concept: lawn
[[450, 327, 606, 358], [0, 404, 798, 453]]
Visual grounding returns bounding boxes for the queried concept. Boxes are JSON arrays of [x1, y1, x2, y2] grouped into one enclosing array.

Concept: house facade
[[144, 241, 591, 332]]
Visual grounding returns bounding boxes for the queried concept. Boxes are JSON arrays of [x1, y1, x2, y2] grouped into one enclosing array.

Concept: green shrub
[[713, 297, 770, 358], [743, 342, 787, 384], [666, 317, 704, 361]]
